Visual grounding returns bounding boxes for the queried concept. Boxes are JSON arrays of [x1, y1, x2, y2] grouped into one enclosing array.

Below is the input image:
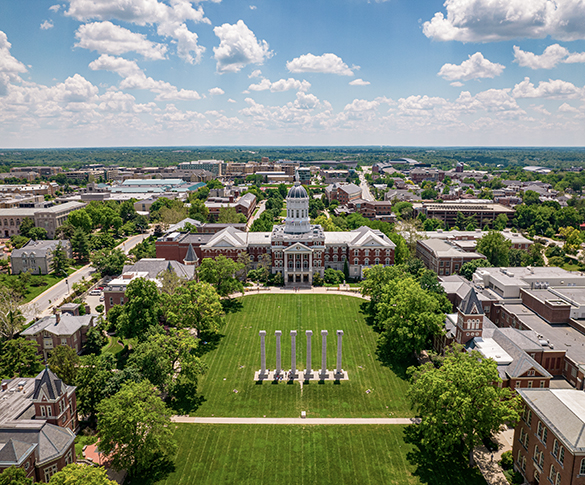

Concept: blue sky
[[0, 0, 584, 148]]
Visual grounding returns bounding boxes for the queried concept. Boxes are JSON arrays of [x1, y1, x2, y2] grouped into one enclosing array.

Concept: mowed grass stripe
[[194, 294, 413, 418]]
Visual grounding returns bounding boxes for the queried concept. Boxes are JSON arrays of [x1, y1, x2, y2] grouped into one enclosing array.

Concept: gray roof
[[519, 389, 585, 452], [12, 239, 69, 259], [184, 243, 198, 263], [459, 288, 484, 315], [0, 423, 75, 465], [287, 182, 308, 199], [122, 258, 196, 280], [0, 438, 36, 465], [32, 367, 65, 401], [21, 313, 95, 337]]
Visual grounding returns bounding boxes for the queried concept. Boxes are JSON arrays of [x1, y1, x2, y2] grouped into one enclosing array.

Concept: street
[[22, 232, 150, 321], [358, 167, 375, 201]]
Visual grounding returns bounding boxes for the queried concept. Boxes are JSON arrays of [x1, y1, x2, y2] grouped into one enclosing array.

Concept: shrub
[[500, 450, 513, 470]]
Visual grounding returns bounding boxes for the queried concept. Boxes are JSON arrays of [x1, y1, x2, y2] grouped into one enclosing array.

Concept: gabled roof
[[348, 226, 396, 249], [32, 367, 65, 401], [0, 438, 36, 465], [123, 259, 196, 280], [21, 314, 95, 337], [459, 288, 484, 315], [283, 242, 312, 253], [184, 243, 198, 262], [202, 227, 247, 249]]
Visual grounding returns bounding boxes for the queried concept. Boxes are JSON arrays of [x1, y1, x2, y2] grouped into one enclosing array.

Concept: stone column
[[290, 330, 298, 378], [304, 330, 313, 379], [320, 330, 328, 379], [259, 331, 267, 379], [275, 330, 282, 376], [336, 330, 344, 377]]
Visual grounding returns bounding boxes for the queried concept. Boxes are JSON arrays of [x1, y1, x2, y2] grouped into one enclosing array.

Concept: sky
[[0, 0, 584, 148]]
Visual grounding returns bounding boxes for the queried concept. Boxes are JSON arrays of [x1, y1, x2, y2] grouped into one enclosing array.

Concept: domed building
[[157, 181, 396, 287]]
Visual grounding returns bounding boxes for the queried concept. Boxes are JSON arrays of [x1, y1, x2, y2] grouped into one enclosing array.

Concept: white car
[[89, 289, 101, 296]]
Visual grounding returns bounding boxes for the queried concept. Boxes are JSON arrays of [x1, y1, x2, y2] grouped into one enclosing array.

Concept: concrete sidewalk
[[473, 426, 515, 485], [233, 286, 367, 300], [171, 416, 420, 425]]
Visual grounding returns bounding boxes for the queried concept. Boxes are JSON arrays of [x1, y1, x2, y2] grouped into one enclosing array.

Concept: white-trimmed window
[[65, 449, 73, 465], [364, 259, 369, 266], [354, 259, 359, 265], [537, 421, 548, 444], [580, 458, 585, 475], [44, 464, 58, 482]]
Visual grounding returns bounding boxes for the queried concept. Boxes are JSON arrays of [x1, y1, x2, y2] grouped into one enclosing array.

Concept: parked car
[[89, 289, 101, 296], [99, 295, 104, 302]]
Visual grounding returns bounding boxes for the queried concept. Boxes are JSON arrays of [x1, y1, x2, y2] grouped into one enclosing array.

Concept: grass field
[[193, 294, 414, 418], [147, 424, 487, 485]]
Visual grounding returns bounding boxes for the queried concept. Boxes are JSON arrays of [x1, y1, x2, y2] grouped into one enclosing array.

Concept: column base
[[303, 369, 314, 380], [254, 370, 270, 381], [319, 369, 330, 380], [335, 369, 346, 379], [288, 370, 299, 379]]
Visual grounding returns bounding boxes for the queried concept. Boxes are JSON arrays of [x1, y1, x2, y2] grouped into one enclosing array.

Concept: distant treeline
[[0, 146, 583, 171]]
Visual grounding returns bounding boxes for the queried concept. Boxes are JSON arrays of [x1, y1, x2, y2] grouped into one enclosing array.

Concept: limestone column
[[290, 330, 298, 378], [320, 330, 328, 378], [304, 330, 313, 379], [336, 330, 344, 377], [275, 330, 282, 376], [259, 331, 267, 379]]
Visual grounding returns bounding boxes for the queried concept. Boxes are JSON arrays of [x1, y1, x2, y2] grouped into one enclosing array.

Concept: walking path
[[171, 416, 420, 425], [234, 285, 367, 300], [473, 426, 515, 485]]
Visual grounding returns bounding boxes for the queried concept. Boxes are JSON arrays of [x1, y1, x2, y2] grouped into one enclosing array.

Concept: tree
[[408, 345, 521, 466], [188, 198, 209, 222], [559, 226, 583, 255], [157, 267, 186, 296], [508, 248, 526, 267], [71, 228, 91, 264], [162, 281, 224, 333], [0, 286, 26, 340], [197, 255, 244, 297], [50, 243, 71, 276], [323, 268, 344, 285], [522, 190, 540, 206], [91, 249, 127, 276], [459, 259, 492, 280], [47, 345, 80, 385], [476, 231, 511, 266], [387, 233, 409, 264], [312, 215, 341, 231], [375, 277, 445, 358], [28, 227, 48, 240], [492, 213, 509, 230], [84, 324, 107, 354], [0, 338, 42, 378], [218, 207, 246, 224], [0, 466, 32, 485], [116, 278, 160, 340], [236, 251, 251, 281], [49, 464, 116, 485], [97, 380, 177, 477], [421, 188, 438, 200], [68, 209, 93, 233], [75, 354, 115, 422], [18, 217, 35, 238]]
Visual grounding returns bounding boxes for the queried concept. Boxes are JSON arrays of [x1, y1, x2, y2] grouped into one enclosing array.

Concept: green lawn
[[101, 336, 125, 355], [194, 294, 413, 418], [146, 424, 487, 485]]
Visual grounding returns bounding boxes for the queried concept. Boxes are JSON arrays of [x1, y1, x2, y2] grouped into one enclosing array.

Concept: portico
[[283, 242, 313, 285]]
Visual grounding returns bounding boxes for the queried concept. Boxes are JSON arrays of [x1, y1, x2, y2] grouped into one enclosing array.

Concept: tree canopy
[[476, 231, 511, 266], [0, 338, 43, 378], [198, 255, 244, 297], [116, 278, 160, 340], [49, 464, 116, 485]]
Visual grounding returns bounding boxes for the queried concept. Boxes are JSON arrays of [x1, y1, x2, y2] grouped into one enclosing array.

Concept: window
[[364, 249, 369, 256], [534, 445, 544, 470], [61, 338, 67, 346], [523, 408, 532, 427], [364, 259, 369, 266], [515, 381, 520, 388], [549, 465, 557, 483], [354, 259, 358, 265], [519, 428, 529, 448], [47, 406, 52, 417], [559, 446, 564, 465], [528, 381, 533, 388], [65, 450, 73, 465], [40, 406, 46, 417], [44, 464, 58, 482], [580, 458, 585, 475], [540, 381, 545, 388], [120, 297, 124, 305]]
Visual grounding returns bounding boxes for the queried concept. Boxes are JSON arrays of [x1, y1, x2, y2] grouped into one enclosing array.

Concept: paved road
[[247, 199, 266, 230], [171, 416, 420, 425], [23, 232, 150, 321], [358, 169, 375, 202]]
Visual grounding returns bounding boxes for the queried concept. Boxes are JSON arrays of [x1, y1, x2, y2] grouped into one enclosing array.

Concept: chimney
[[55, 312, 61, 324], [1, 381, 7, 391]]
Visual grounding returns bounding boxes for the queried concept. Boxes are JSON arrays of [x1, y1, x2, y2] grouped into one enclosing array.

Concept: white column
[[259, 330, 267, 379], [275, 330, 282, 376], [304, 330, 313, 379], [320, 330, 328, 379], [336, 330, 344, 377], [290, 330, 298, 378]]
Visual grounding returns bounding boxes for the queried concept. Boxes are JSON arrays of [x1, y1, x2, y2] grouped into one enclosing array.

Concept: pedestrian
[[490, 453, 493, 463]]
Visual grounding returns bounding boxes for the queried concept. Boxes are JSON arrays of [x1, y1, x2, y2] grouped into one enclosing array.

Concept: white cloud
[[213, 20, 272, 73], [531, 104, 551, 116], [0, 31, 28, 96], [248, 77, 311, 93], [75, 22, 167, 60], [249, 5, 256, 9], [49, 4, 61, 12], [65, 0, 208, 63], [40, 20, 54, 30], [513, 44, 585, 69], [227, 98, 236, 103], [558, 103, 580, 113], [450, 81, 464, 87], [89, 54, 202, 100], [423, 0, 585, 42], [512, 77, 584, 99], [209, 87, 224, 96], [293, 92, 320, 110], [438, 52, 505, 82], [287, 53, 355, 76], [349, 78, 370, 86], [249, 69, 262, 78]]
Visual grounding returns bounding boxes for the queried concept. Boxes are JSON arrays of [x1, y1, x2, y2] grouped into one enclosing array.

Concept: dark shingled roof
[[32, 367, 63, 401], [459, 287, 484, 316], [287, 182, 308, 199], [184, 243, 198, 262], [0, 438, 36, 464]]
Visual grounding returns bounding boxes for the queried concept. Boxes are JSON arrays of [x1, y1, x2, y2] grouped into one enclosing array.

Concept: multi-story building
[[325, 183, 362, 204], [0, 201, 85, 238], [412, 202, 515, 228], [346, 199, 396, 223], [21, 311, 97, 360], [295, 167, 312, 185], [408, 168, 445, 183], [416, 238, 486, 276], [514, 388, 585, 485], [205, 192, 257, 221], [11, 240, 72, 275], [157, 182, 396, 285], [0, 367, 77, 481], [415, 229, 532, 251], [178, 160, 225, 176]]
